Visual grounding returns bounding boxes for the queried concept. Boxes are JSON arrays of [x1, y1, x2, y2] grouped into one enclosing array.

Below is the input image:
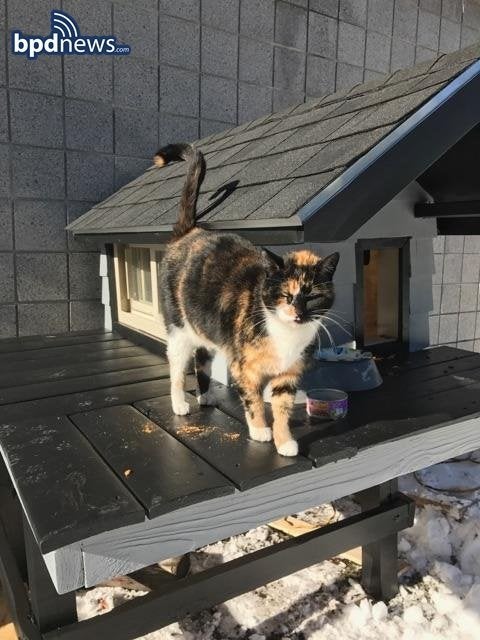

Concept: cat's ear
[[262, 248, 284, 271], [315, 252, 339, 281]]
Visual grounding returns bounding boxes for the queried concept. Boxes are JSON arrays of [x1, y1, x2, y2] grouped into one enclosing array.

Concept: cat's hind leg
[[167, 326, 194, 416], [195, 347, 217, 406]]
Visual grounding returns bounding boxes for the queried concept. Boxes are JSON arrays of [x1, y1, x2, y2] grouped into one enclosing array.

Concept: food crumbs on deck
[[223, 432, 240, 441], [123, 468, 133, 477], [177, 424, 240, 441], [142, 424, 154, 434]]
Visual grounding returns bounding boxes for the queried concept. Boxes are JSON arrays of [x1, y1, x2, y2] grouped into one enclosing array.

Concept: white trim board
[[44, 414, 480, 593]]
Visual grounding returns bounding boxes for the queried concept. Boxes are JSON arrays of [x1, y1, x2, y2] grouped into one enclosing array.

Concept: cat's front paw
[[197, 389, 218, 406], [249, 426, 272, 442], [172, 398, 191, 416], [277, 439, 299, 457]]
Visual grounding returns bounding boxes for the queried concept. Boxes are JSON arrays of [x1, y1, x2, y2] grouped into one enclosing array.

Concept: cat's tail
[[153, 143, 206, 239]]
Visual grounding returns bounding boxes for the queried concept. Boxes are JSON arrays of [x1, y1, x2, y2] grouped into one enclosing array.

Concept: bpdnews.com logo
[[11, 10, 131, 59]]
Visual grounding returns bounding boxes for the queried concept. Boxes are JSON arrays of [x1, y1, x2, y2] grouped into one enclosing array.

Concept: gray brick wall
[[430, 235, 480, 351], [0, 0, 479, 337]]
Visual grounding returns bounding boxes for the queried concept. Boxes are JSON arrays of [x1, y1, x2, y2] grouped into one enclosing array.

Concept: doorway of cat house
[[355, 238, 410, 354]]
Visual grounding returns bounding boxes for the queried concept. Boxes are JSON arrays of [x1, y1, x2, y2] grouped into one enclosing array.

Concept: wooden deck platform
[[1, 331, 480, 595]]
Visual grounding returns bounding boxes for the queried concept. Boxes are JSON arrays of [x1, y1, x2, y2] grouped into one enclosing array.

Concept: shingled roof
[[68, 44, 480, 244]]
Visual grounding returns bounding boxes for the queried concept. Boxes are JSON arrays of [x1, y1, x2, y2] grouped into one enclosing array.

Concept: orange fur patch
[[288, 250, 319, 267], [219, 287, 235, 312], [278, 301, 297, 319], [153, 154, 166, 167], [286, 279, 301, 296], [233, 290, 251, 337], [271, 363, 303, 387], [237, 339, 305, 384]]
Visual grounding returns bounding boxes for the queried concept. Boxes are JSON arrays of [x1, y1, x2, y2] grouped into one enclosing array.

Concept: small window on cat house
[[113, 244, 166, 339], [125, 247, 153, 314], [355, 238, 410, 353]]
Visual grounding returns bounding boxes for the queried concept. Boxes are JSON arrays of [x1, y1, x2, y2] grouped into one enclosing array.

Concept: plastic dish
[[306, 388, 348, 420], [301, 357, 383, 392]]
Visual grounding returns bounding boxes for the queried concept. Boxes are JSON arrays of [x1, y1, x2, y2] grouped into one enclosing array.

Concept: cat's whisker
[[316, 309, 349, 320], [314, 319, 335, 348], [321, 316, 353, 337], [323, 311, 350, 324], [250, 320, 267, 333], [310, 313, 347, 326], [321, 327, 335, 348], [310, 312, 351, 331], [315, 330, 324, 351], [316, 309, 349, 321]]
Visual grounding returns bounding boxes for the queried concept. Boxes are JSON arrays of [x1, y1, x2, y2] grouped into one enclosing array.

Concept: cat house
[[67, 44, 480, 381]]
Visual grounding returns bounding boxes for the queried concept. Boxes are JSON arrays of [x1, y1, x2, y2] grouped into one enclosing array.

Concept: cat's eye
[[285, 294, 293, 304]]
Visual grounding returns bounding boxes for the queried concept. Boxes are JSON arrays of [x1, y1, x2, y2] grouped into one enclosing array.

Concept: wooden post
[[0, 461, 26, 583], [24, 518, 77, 634], [356, 479, 400, 601]]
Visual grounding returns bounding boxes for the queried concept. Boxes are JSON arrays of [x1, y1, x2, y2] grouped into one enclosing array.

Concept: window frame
[[124, 246, 154, 315], [113, 243, 166, 340]]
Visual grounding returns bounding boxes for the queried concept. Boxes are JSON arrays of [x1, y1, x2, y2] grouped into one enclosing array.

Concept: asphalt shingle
[[248, 171, 343, 219], [67, 44, 480, 235], [206, 181, 292, 222]]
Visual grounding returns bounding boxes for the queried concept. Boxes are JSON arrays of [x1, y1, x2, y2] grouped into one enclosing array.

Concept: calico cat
[[156, 143, 339, 457]]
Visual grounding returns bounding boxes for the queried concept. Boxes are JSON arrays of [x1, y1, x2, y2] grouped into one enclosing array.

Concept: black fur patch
[[271, 384, 296, 396]]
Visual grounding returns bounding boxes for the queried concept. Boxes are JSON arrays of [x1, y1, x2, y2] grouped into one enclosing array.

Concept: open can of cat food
[[306, 388, 348, 420]]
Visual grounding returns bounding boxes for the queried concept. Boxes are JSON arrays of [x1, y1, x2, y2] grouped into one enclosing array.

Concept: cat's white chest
[[265, 312, 318, 373]]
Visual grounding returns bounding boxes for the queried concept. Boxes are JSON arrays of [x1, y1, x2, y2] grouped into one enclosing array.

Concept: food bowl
[[306, 388, 348, 420], [301, 358, 382, 392]]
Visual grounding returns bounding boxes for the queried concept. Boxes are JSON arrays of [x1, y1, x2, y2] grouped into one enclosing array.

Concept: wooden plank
[[78, 413, 480, 589], [43, 545, 84, 596], [0, 415, 145, 553], [2, 345, 151, 372], [414, 200, 480, 217], [0, 364, 170, 406], [212, 381, 318, 431], [135, 396, 311, 490], [0, 355, 164, 390], [268, 516, 362, 563], [377, 345, 472, 375], [438, 217, 480, 235], [0, 332, 120, 355], [380, 352, 480, 390], [331, 355, 480, 421], [0, 376, 196, 424], [46, 498, 414, 640], [304, 374, 480, 467], [114, 322, 167, 359], [0, 520, 41, 640], [0, 329, 110, 347], [24, 518, 77, 632], [71, 406, 235, 518], [213, 357, 480, 465], [381, 365, 480, 399], [2, 340, 139, 365]]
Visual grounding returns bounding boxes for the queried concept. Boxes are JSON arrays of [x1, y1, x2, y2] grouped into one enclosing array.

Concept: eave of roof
[[299, 57, 480, 241], [70, 216, 305, 246]]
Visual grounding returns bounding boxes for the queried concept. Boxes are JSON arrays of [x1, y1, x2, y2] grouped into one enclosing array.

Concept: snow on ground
[[77, 455, 480, 639]]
